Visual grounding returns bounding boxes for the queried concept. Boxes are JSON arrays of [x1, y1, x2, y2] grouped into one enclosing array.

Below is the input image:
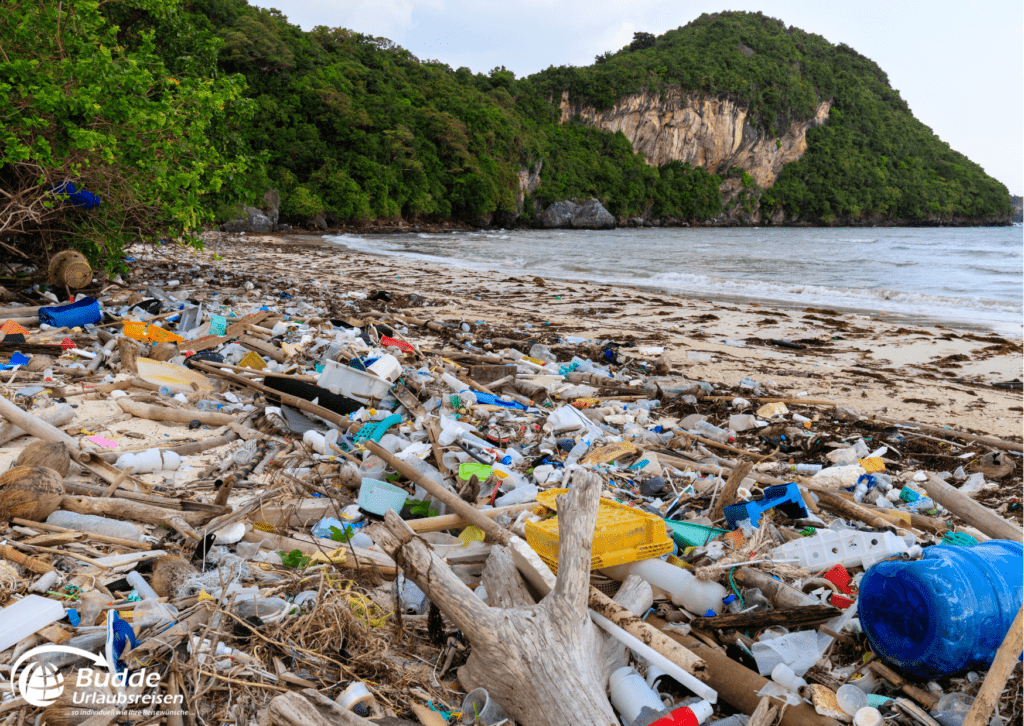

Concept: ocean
[[325, 225, 1023, 337]]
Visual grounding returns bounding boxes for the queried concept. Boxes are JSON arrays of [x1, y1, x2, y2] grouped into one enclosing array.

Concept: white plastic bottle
[[602, 558, 729, 616]]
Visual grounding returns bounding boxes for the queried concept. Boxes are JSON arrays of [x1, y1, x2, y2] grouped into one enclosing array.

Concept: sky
[[247, 0, 1024, 196]]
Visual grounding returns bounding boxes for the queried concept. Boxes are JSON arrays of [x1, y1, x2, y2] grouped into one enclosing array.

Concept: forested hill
[[1, 1, 1012, 270]]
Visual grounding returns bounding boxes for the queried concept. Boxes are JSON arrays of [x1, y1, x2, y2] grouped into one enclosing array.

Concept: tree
[[628, 32, 656, 51], [0, 0, 252, 271]]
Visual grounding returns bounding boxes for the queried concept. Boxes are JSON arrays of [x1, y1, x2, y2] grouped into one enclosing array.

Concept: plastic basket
[[38, 297, 101, 328], [122, 321, 184, 344], [526, 489, 673, 571], [664, 520, 729, 549], [357, 478, 408, 515]]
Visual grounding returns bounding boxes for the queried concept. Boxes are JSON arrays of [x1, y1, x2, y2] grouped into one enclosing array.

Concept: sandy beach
[[149, 231, 1023, 439]]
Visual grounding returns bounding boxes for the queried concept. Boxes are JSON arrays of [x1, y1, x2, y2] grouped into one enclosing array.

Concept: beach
[[176, 231, 1022, 438]]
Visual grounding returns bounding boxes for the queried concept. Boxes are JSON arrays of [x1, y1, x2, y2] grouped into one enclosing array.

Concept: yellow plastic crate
[[525, 489, 673, 571]]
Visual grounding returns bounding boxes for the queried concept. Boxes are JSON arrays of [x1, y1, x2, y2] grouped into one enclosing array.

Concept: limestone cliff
[[559, 89, 830, 188]]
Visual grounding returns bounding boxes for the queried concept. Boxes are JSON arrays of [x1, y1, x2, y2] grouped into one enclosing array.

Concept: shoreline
[[169, 232, 1022, 437]]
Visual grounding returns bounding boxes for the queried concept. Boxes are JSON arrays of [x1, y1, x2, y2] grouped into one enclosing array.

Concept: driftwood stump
[[375, 471, 649, 726]]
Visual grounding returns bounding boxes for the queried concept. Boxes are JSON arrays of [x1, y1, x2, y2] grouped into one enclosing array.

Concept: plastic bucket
[[357, 478, 408, 516]]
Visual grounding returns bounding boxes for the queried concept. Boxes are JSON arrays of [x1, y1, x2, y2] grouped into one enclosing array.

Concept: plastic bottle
[[691, 420, 731, 443], [564, 438, 590, 467], [771, 663, 808, 692], [608, 666, 666, 725], [792, 463, 822, 474], [46, 511, 143, 542], [602, 559, 729, 616], [196, 400, 222, 412], [858, 539, 1023, 679]]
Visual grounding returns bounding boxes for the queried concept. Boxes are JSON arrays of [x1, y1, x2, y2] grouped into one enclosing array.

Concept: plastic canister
[[858, 539, 1023, 678]]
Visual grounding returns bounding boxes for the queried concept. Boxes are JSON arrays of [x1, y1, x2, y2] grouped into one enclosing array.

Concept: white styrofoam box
[[771, 529, 907, 571], [367, 354, 402, 383], [317, 360, 391, 401]]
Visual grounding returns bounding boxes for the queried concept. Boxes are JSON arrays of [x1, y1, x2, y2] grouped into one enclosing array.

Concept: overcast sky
[[247, 0, 1023, 195]]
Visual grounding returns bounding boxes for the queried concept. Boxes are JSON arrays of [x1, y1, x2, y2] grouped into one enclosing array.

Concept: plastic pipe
[[589, 609, 718, 703]]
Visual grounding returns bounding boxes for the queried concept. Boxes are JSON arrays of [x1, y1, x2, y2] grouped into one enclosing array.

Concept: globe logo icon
[[19, 662, 64, 707]]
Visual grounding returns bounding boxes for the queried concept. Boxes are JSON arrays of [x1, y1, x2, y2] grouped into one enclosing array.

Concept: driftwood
[[709, 460, 753, 522], [922, 473, 1023, 542], [60, 495, 205, 540], [734, 568, 815, 608], [962, 605, 1024, 726], [867, 661, 940, 709], [374, 472, 623, 726], [877, 416, 1023, 453], [0, 403, 74, 446], [115, 398, 236, 426], [807, 486, 914, 536]]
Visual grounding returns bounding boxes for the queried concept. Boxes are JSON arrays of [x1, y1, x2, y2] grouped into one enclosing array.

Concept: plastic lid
[[722, 594, 737, 604]]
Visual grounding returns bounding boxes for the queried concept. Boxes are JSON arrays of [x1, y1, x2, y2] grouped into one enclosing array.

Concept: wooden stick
[[962, 605, 1024, 726], [0, 544, 55, 574], [807, 487, 914, 536], [922, 473, 1022, 542], [867, 661, 940, 709], [115, 399, 235, 426], [709, 461, 753, 522], [405, 502, 539, 533]]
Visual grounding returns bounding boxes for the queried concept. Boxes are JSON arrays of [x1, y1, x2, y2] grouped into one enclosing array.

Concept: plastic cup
[[837, 684, 869, 716]]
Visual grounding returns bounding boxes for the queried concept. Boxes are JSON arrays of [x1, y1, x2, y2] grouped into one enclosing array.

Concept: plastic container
[[771, 528, 908, 570], [836, 684, 869, 716], [460, 688, 510, 725], [358, 455, 387, 479], [318, 360, 392, 401], [367, 354, 403, 383], [852, 707, 882, 726], [357, 478, 408, 516], [609, 666, 665, 725], [47, 511, 143, 542], [526, 490, 673, 571], [0, 595, 66, 651], [858, 539, 1023, 678], [602, 558, 728, 616]]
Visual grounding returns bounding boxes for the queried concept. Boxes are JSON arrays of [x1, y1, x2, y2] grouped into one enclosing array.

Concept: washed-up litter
[[0, 247, 1017, 726]]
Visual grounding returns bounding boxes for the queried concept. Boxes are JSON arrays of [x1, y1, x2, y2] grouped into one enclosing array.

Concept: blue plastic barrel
[[859, 540, 1023, 678]]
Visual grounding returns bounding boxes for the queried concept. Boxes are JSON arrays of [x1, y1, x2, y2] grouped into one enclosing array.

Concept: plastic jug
[[858, 539, 1023, 678]]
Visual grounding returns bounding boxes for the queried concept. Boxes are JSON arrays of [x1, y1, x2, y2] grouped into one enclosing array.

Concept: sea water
[[326, 225, 1023, 337]]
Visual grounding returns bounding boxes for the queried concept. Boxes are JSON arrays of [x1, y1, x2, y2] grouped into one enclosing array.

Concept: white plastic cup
[[460, 688, 510, 725], [853, 706, 883, 726], [337, 681, 374, 711], [837, 684, 869, 716]]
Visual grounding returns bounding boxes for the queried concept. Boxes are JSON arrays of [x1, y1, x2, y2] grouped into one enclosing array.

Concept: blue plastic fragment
[[723, 482, 809, 529]]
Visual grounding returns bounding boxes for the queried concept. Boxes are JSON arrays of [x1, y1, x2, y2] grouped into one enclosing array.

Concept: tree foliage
[[0, 0, 253, 270]]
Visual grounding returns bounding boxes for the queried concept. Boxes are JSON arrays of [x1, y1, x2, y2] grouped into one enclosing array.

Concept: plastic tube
[[588, 609, 717, 703], [602, 559, 729, 616]]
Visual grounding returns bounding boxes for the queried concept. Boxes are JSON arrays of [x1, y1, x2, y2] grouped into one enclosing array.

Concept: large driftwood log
[[115, 399, 236, 426], [375, 471, 620, 726], [0, 403, 75, 446]]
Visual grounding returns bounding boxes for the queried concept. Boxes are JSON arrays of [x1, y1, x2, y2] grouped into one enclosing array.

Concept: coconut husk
[[149, 342, 179, 362], [26, 355, 54, 373], [0, 466, 65, 523], [15, 441, 71, 477], [150, 555, 198, 599], [117, 337, 141, 375]]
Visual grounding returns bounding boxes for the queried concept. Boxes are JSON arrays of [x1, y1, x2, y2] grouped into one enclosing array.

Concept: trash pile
[[0, 249, 1019, 726]]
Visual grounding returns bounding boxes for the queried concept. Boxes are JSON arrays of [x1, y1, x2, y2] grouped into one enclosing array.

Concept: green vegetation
[[0, 0, 253, 270], [1, 3, 1010, 270]]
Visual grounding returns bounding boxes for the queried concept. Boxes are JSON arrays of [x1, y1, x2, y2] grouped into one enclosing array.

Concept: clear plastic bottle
[[196, 400, 222, 412], [693, 420, 733, 444], [564, 438, 590, 467]]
